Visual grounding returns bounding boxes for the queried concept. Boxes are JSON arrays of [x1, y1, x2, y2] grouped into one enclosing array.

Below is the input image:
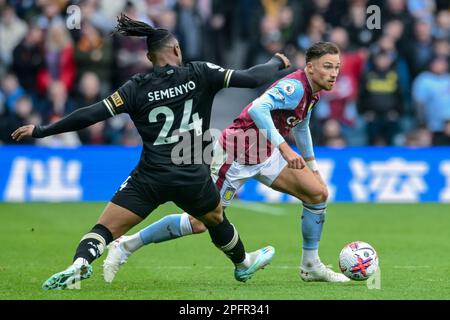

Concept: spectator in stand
[[80, 0, 117, 34], [296, 14, 327, 51], [317, 118, 348, 147], [367, 34, 411, 119], [413, 56, 450, 145], [174, 0, 205, 61], [205, 1, 234, 65], [404, 127, 432, 147], [75, 72, 112, 144], [314, 27, 366, 145], [74, 22, 114, 93], [12, 24, 45, 96], [34, 0, 67, 29], [0, 5, 28, 68], [433, 38, 450, 67], [433, 9, 450, 39], [0, 95, 40, 145], [358, 50, 404, 145], [156, 8, 177, 32], [75, 72, 102, 108], [1, 73, 26, 112], [382, 0, 414, 39], [404, 19, 435, 78], [278, 4, 298, 44], [41, 81, 76, 124], [433, 119, 450, 146], [343, 0, 376, 49], [113, 1, 152, 86], [301, 0, 346, 29], [37, 24, 76, 94], [407, 0, 436, 22], [290, 47, 306, 69], [246, 14, 283, 67]]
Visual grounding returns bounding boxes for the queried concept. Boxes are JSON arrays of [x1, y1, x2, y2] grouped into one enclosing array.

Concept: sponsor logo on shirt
[[287, 116, 302, 127]]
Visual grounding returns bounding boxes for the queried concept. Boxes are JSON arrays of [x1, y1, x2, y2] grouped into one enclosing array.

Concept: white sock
[[121, 234, 143, 253], [301, 249, 321, 269], [73, 257, 89, 267], [180, 212, 193, 235], [235, 253, 251, 269]]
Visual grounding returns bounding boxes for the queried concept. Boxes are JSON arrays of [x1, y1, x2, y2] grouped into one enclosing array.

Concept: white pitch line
[[131, 265, 432, 270], [131, 265, 308, 270], [230, 201, 287, 216], [393, 265, 431, 269]]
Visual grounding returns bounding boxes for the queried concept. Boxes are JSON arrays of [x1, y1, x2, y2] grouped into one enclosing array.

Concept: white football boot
[[234, 246, 275, 282], [42, 263, 93, 290], [300, 263, 350, 282], [103, 236, 131, 283]]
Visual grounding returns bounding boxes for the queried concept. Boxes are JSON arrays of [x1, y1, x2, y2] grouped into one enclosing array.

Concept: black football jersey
[[102, 62, 233, 185]]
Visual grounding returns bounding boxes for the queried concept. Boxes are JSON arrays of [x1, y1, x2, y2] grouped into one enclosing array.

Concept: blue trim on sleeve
[[292, 110, 314, 159]]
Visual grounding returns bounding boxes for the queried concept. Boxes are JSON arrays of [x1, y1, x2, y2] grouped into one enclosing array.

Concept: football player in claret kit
[[11, 14, 291, 289], [105, 41, 350, 283]]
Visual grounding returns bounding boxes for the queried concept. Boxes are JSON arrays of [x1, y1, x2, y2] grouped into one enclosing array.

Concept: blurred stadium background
[[1, 0, 450, 148], [1, 0, 450, 300]]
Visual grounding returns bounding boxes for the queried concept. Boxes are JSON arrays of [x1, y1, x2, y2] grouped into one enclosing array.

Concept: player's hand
[[279, 142, 306, 170], [11, 124, 35, 142], [275, 53, 291, 69]]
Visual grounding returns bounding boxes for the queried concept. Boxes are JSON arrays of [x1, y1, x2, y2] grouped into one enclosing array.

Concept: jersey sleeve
[[247, 79, 304, 146], [265, 79, 305, 110], [227, 55, 285, 88], [103, 77, 138, 116], [292, 110, 315, 159], [192, 61, 234, 92]]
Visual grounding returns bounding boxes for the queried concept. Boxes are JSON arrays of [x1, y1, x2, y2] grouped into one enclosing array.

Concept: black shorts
[[110, 174, 221, 219]]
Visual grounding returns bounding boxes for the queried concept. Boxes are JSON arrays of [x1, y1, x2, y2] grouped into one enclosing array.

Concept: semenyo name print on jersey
[[147, 81, 196, 102]]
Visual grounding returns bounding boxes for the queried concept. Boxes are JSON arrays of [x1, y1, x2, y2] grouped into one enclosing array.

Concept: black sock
[[73, 224, 113, 264], [207, 213, 245, 264]]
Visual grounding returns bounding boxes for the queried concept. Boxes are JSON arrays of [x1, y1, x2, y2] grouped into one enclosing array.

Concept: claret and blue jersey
[[222, 69, 320, 163]]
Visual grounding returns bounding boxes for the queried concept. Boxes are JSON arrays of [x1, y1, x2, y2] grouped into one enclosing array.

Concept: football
[[339, 241, 379, 281]]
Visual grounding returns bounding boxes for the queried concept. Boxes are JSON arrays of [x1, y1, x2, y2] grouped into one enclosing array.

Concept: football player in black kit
[[12, 14, 290, 290]]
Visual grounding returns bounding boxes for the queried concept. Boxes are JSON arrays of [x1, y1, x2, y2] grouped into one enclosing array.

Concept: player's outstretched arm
[[228, 53, 291, 88], [11, 101, 112, 141]]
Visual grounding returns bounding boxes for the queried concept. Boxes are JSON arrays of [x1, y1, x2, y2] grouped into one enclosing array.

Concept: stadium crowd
[[0, 0, 449, 147]]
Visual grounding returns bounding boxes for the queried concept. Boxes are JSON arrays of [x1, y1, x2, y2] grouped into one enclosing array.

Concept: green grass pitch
[[0, 202, 449, 300]]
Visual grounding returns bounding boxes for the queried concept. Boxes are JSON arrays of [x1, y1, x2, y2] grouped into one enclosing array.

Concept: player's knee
[[304, 186, 328, 204], [189, 215, 207, 233], [313, 186, 329, 204]]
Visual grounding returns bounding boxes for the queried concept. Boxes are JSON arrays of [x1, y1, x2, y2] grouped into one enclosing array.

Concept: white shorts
[[210, 142, 287, 206]]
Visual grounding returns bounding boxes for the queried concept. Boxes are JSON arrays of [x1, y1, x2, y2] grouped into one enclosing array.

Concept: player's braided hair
[[114, 13, 176, 52]]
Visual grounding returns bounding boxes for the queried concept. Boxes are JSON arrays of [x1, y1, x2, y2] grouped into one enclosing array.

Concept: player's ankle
[[73, 257, 89, 267], [235, 253, 251, 269]]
